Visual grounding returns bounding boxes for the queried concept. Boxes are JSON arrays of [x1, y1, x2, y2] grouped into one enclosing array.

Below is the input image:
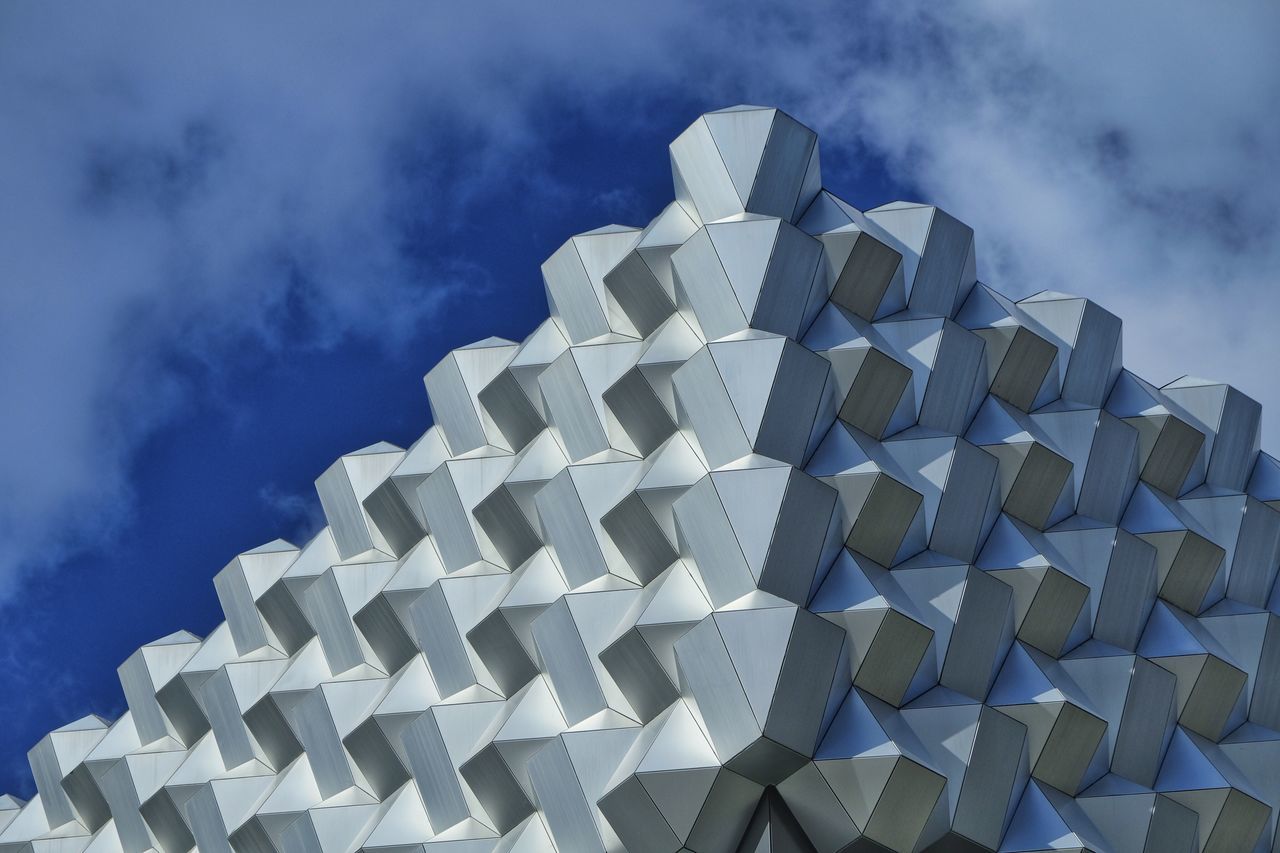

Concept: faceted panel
[[4, 105, 1276, 853]]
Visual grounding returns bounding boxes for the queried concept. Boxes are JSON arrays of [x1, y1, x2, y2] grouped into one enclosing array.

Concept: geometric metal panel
[[3, 105, 1277, 853]]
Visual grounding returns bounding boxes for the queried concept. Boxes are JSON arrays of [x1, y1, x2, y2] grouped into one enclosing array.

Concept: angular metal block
[[602, 202, 698, 338], [315, 442, 405, 560], [542, 226, 642, 344], [1019, 293, 1123, 408], [670, 106, 820, 226], [674, 605, 846, 786], [672, 217, 826, 342], [837, 347, 912, 441], [11, 105, 1280, 853], [800, 190, 907, 323], [673, 464, 837, 607]]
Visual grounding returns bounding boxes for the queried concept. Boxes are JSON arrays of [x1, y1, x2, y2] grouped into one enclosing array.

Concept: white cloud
[[258, 484, 328, 547], [827, 2, 1280, 432], [0, 1, 1276, 602], [0, 1, 696, 598]]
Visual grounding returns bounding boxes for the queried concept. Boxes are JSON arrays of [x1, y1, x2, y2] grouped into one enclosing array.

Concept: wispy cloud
[[825, 3, 1280, 423], [258, 483, 327, 547], [0, 0, 1276, 606]]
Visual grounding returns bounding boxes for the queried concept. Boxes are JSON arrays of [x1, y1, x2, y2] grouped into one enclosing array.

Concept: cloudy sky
[[0, 1, 1276, 795]]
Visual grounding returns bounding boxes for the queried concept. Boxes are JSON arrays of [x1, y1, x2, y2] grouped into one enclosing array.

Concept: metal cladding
[[5, 105, 1280, 853]]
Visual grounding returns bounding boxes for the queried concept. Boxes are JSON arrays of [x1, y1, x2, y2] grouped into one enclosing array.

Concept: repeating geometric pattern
[[4, 105, 1280, 853]]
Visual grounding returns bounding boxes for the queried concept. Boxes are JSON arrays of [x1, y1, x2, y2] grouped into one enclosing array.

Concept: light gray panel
[[99, 758, 150, 852], [401, 709, 470, 833], [908, 208, 975, 318], [1112, 657, 1176, 787], [1063, 301, 1123, 407], [214, 561, 269, 656], [418, 466, 483, 571], [754, 221, 822, 338], [671, 228, 747, 342], [201, 667, 256, 769], [409, 583, 474, 697], [941, 569, 1014, 700], [672, 476, 753, 607], [118, 650, 172, 746], [764, 609, 845, 756], [316, 460, 375, 559], [531, 598, 607, 726], [1078, 411, 1139, 524], [534, 469, 607, 590], [757, 340, 830, 466], [674, 618, 758, 761], [425, 355, 485, 455], [759, 470, 837, 605], [1226, 497, 1280, 606], [542, 239, 610, 345], [290, 689, 354, 798], [539, 352, 610, 462], [669, 117, 741, 224], [527, 737, 605, 853], [301, 570, 364, 674], [919, 322, 986, 435], [952, 707, 1026, 849], [25, 737, 74, 828], [932, 441, 999, 563], [748, 112, 816, 222], [672, 346, 751, 468]]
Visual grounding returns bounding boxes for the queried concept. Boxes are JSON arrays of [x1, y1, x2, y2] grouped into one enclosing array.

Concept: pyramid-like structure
[[4, 106, 1280, 853]]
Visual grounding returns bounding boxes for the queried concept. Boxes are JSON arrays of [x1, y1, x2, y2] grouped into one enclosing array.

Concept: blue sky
[[0, 2, 1277, 796]]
